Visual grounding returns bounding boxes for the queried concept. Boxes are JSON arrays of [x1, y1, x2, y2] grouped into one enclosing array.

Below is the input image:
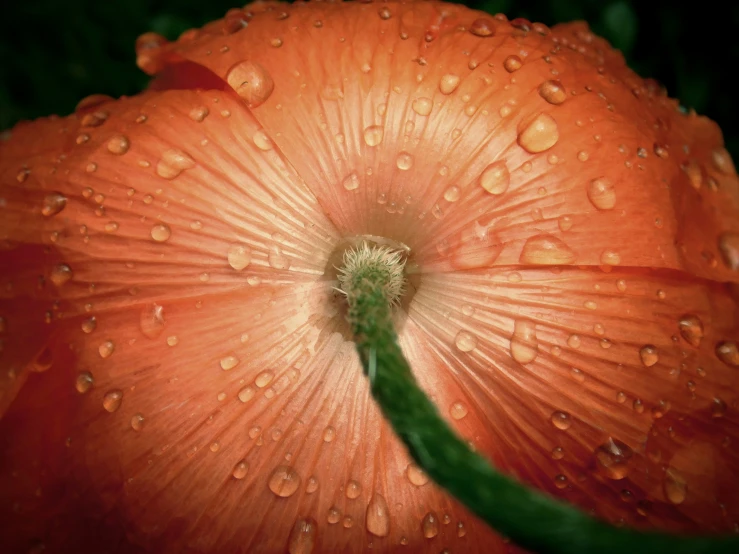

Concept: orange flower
[[1, 1, 738, 553]]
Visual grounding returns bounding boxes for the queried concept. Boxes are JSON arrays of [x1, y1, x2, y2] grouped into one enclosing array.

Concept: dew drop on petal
[[345, 480, 362, 499], [107, 135, 130, 155], [510, 320, 538, 364], [594, 438, 633, 480], [366, 493, 390, 537], [156, 149, 195, 179], [131, 413, 145, 431], [50, 264, 73, 286], [406, 463, 429, 486], [450, 401, 468, 420], [538, 80, 566, 105], [664, 468, 687, 504], [232, 460, 249, 480], [469, 18, 495, 37], [140, 303, 165, 339], [421, 512, 439, 539], [718, 232, 739, 270], [189, 106, 209, 121], [551, 410, 571, 430], [412, 97, 433, 116], [102, 390, 123, 412], [600, 250, 620, 265], [678, 314, 704, 347], [479, 160, 510, 195], [454, 330, 477, 352], [715, 341, 739, 367], [42, 193, 67, 217], [503, 55, 522, 72], [228, 244, 251, 270], [396, 152, 414, 170], [518, 113, 559, 153], [288, 517, 317, 554], [443, 186, 460, 202], [268, 466, 301, 497], [151, 224, 171, 242], [587, 178, 616, 210], [519, 234, 575, 265], [363, 125, 384, 146], [342, 172, 360, 191], [98, 340, 115, 359], [75, 371, 94, 394], [220, 355, 239, 371], [639, 345, 659, 367], [253, 129, 274, 151], [226, 60, 274, 108], [439, 74, 461, 95]]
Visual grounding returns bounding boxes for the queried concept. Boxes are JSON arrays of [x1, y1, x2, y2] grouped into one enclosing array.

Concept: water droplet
[[518, 113, 559, 153], [363, 125, 384, 146], [156, 149, 195, 179], [226, 61, 274, 108], [678, 314, 704, 347], [454, 330, 477, 352], [715, 341, 739, 367], [519, 234, 575, 265], [639, 345, 659, 367], [396, 152, 414, 170], [220, 355, 239, 370], [551, 410, 571, 430], [42, 193, 67, 217], [342, 172, 360, 191], [268, 247, 291, 270], [150, 223, 171, 242], [232, 460, 249, 480], [712, 397, 727, 418], [469, 18, 495, 37], [268, 466, 301, 497], [511, 319, 538, 364], [327, 507, 341, 524], [378, 7, 392, 20], [366, 493, 390, 537], [712, 148, 735, 175], [554, 474, 568, 489], [227, 244, 251, 270], [255, 370, 274, 388], [288, 517, 317, 554], [323, 426, 336, 442], [538, 80, 566, 104], [406, 463, 429, 486], [567, 335, 581, 349], [551, 446, 565, 460], [479, 160, 510, 195], [443, 186, 460, 202], [253, 130, 274, 151], [189, 106, 209, 121], [587, 178, 616, 210], [439, 74, 461, 95], [98, 340, 115, 358], [140, 303, 165, 339], [600, 250, 620, 265], [594, 438, 633, 480], [131, 413, 145, 431], [50, 264, 73, 286], [107, 135, 130, 155], [102, 390, 123, 412], [664, 467, 687, 504], [75, 371, 94, 393], [345, 480, 362, 499], [412, 97, 433, 116], [421, 512, 439, 538], [718, 232, 739, 270], [450, 401, 468, 420], [237, 386, 255, 402], [503, 55, 522, 72], [342, 516, 354, 529]]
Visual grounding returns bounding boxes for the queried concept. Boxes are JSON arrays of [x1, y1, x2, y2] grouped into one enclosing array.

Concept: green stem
[[342, 246, 739, 554]]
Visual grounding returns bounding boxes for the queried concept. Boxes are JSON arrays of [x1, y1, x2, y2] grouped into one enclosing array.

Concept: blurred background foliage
[[1, 0, 737, 158]]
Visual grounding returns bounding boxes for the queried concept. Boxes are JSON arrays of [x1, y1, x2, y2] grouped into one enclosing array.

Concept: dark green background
[[1, 0, 737, 158]]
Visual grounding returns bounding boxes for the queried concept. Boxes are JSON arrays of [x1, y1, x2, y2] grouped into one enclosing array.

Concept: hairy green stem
[[341, 244, 739, 554]]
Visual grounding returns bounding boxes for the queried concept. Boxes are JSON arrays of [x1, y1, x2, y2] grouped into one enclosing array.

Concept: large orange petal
[[1, 2, 739, 554]]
